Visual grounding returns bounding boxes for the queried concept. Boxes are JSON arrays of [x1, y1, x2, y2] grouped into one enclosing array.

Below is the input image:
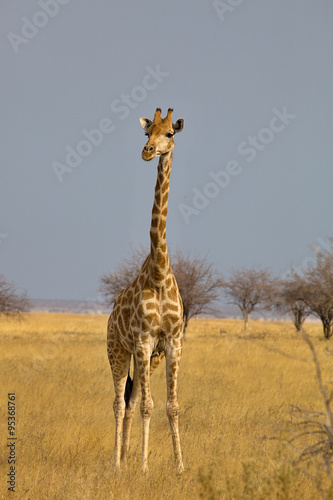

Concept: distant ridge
[[30, 299, 109, 314], [29, 300, 281, 319]]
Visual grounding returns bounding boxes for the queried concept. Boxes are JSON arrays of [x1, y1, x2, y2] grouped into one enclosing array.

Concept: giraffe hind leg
[[121, 359, 140, 464], [150, 351, 165, 376], [150, 337, 165, 376], [107, 321, 131, 470], [124, 370, 133, 407]]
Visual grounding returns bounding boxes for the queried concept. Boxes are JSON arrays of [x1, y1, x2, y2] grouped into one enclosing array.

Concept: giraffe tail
[[124, 370, 133, 408]]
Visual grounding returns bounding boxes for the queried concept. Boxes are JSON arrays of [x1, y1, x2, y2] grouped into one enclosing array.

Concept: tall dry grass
[[0, 313, 331, 499]]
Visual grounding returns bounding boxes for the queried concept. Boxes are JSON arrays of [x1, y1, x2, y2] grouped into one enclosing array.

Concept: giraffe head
[[140, 108, 184, 161]]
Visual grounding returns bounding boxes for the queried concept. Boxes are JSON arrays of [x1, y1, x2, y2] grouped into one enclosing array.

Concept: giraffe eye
[[166, 132, 174, 138], [145, 132, 149, 137]]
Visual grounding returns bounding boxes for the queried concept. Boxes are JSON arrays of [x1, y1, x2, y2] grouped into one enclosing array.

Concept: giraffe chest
[[135, 287, 183, 336], [112, 282, 183, 354]]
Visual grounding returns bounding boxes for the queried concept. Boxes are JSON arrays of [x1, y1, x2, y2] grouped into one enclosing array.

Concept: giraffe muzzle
[[142, 143, 157, 161]]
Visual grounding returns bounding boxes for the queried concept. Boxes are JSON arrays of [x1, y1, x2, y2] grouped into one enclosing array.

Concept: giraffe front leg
[[136, 346, 154, 473], [165, 341, 184, 474]]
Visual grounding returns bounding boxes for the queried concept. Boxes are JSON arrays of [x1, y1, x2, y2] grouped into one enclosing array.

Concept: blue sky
[[1, 0, 333, 301]]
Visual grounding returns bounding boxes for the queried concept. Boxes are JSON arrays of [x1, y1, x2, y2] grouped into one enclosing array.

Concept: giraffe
[[107, 108, 185, 474]]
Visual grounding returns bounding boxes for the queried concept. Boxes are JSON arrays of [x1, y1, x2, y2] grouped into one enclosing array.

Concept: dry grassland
[[0, 313, 332, 499]]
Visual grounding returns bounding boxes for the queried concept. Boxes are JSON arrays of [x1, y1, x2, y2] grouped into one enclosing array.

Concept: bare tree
[[171, 250, 223, 340], [301, 240, 333, 339], [100, 248, 223, 339], [100, 246, 148, 306], [274, 273, 312, 331], [0, 276, 30, 318], [221, 267, 275, 330]]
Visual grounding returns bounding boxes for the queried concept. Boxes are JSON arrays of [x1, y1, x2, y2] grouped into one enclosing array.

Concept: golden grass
[[0, 313, 332, 499]]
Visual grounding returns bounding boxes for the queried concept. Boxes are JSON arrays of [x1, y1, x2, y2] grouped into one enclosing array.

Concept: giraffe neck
[[149, 151, 172, 283]]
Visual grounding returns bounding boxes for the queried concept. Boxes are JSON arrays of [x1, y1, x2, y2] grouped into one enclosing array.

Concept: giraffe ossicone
[[107, 108, 185, 474]]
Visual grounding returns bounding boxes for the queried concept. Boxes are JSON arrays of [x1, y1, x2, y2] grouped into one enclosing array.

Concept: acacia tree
[[301, 241, 333, 339], [100, 248, 223, 339], [100, 246, 147, 306], [171, 250, 223, 340], [274, 273, 312, 331], [0, 276, 30, 318], [221, 267, 275, 330]]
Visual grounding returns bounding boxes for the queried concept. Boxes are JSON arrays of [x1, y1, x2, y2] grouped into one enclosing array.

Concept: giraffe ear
[[140, 117, 152, 132], [173, 119, 184, 134]]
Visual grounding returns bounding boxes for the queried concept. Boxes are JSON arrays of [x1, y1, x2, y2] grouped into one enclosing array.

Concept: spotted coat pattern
[[107, 108, 185, 474]]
